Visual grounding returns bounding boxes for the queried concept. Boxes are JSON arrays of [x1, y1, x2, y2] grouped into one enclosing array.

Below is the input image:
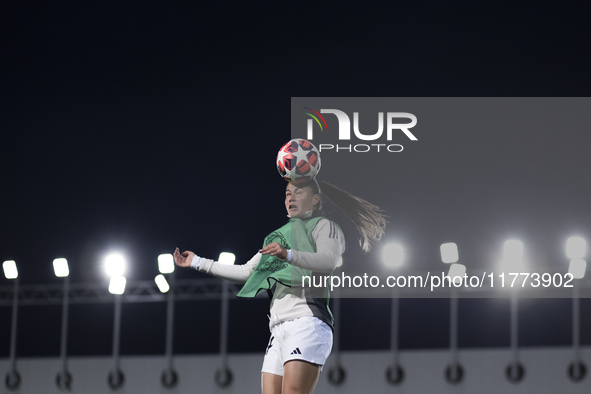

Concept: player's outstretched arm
[[174, 247, 261, 283]]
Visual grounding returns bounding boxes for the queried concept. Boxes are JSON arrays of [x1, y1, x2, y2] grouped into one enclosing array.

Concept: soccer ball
[[276, 138, 321, 185]]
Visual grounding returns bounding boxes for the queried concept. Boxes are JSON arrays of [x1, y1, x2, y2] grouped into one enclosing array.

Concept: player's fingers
[[174, 250, 186, 265], [270, 246, 281, 256], [275, 245, 285, 257], [263, 242, 278, 250]]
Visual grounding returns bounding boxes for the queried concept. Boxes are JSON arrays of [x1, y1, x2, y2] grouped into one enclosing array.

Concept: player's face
[[285, 183, 320, 218]]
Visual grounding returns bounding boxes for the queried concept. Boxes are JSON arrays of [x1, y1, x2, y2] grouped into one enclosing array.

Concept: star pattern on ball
[[276, 139, 320, 183], [279, 148, 307, 170]]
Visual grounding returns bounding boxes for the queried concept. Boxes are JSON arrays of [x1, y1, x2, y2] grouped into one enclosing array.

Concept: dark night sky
[[1, 1, 591, 357]]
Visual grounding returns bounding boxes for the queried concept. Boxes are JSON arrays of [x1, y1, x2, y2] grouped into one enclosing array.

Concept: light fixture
[[440, 243, 459, 264], [158, 254, 174, 274], [155, 274, 170, 293], [2, 260, 18, 279], [218, 252, 236, 265], [382, 243, 404, 268], [53, 258, 69, 277], [104, 253, 126, 277], [568, 259, 587, 279], [500, 239, 525, 272], [448, 263, 466, 285], [566, 237, 586, 259], [108, 276, 126, 295]]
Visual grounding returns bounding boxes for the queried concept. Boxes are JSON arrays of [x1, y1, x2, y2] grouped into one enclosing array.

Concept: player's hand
[[174, 247, 196, 268], [259, 242, 287, 260]]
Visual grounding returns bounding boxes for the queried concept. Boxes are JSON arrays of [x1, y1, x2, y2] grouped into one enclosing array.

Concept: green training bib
[[237, 216, 323, 298]]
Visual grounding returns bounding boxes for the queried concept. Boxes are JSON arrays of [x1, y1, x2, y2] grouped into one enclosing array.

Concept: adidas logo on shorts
[[290, 348, 302, 355]]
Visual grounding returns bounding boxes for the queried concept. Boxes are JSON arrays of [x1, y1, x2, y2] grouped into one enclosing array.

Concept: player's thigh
[[262, 372, 283, 394], [282, 360, 321, 394]]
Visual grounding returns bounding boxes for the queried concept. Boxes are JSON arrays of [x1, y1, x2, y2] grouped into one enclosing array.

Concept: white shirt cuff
[[190, 255, 202, 269], [286, 249, 292, 262]]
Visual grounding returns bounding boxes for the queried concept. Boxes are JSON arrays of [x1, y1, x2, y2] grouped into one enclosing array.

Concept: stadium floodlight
[[2, 260, 18, 279], [448, 263, 466, 285], [569, 259, 587, 279], [155, 274, 170, 293], [158, 254, 174, 274], [53, 258, 69, 277], [218, 252, 236, 265], [499, 239, 525, 272], [566, 237, 586, 259], [503, 240, 523, 264], [108, 276, 126, 295], [104, 253, 126, 277], [382, 243, 404, 268], [440, 243, 459, 264]]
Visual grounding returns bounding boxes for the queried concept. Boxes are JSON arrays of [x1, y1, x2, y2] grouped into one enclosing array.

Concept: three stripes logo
[[265, 336, 274, 355], [290, 347, 302, 355], [329, 222, 339, 239]]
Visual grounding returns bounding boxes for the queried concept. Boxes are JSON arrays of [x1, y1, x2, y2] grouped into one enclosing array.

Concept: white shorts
[[261, 316, 333, 376]]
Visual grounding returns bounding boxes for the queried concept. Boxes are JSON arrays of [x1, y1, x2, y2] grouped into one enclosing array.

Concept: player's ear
[[312, 194, 320, 207]]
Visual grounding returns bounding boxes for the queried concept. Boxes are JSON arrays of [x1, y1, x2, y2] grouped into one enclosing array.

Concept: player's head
[[285, 180, 321, 218]]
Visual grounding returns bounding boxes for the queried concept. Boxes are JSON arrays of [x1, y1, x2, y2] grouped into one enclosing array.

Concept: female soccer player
[[174, 179, 385, 394]]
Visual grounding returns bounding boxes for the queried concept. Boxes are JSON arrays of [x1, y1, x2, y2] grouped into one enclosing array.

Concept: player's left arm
[[287, 219, 345, 274]]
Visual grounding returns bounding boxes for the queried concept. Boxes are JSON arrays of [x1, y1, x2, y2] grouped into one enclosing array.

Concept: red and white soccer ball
[[276, 138, 321, 185]]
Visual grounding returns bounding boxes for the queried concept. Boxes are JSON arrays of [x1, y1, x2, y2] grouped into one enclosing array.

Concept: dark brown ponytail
[[315, 180, 386, 253]]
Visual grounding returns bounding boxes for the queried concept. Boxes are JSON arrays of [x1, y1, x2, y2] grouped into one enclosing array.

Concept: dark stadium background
[[1, 1, 590, 358]]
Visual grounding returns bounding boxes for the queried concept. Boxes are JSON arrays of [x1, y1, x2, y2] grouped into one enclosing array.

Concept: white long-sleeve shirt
[[192, 217, 346, 330]]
